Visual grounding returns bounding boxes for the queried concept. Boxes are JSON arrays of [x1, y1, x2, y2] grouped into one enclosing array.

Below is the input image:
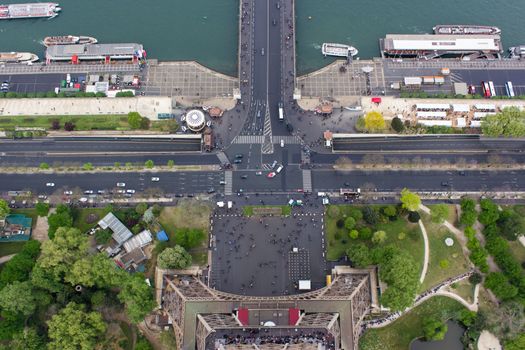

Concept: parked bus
[[488, 81, 496, 97], [505, 81, 515, 97], [482, 81, 491, 98], [278, 102, 284, 121]]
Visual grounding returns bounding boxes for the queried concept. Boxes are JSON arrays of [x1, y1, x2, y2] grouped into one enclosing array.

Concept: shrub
[[372, 230, 387, 244], [348, 207, 363, 221], [397, 232, 406, 240], [391, 116, 404, 132], [327, 206, 340, 218], [349, 230, 359, 239], [359, 227, 372, 240], [51, 120, 60, 130], [35, 202, 49, 217], [469, 273, 482, 285], [336, 219, 345, 229], [344, 217, 356, 230], [408, 211, 421, 223], [439, 259, 450, 269], [362, 206, 379, 225]]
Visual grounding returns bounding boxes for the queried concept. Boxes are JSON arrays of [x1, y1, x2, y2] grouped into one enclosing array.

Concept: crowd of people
[[212, 329, 335, 349]]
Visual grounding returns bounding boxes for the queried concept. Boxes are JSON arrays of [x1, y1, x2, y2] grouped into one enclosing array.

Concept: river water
[[410, 320, 465, 350], [0, 0, 524, 76]]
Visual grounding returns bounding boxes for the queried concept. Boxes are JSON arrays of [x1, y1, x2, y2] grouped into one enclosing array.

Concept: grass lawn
[[359, 296, 466, 350], [508, 239, 525, 262], [325, 205, 423, 264], [72, 208, 111, 233], [0, 241, 27, 257], [242, 205, 291, 217], [420, 212, 470, 291], [0, 114, 129, 131], [11, 208, 38, 229], [449, 279, 475, 304], [158, 201, 212, 266], [427, 204, 458, 226]]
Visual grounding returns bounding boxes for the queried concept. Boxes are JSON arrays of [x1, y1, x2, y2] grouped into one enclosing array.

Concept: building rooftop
[[384, 34, 501, 52], [98, 212, 132, 245], [123, 229, 153, 253], [46, 43, 143, 60]]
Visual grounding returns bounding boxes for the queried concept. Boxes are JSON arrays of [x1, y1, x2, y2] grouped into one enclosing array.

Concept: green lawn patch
[[359, 296, 466, 350], [420, 212, 470, 291], [0, 241, 26, 257], [507, 239, 525, 262], [158, 201, 212, 266], [0, 114, 129, 131], [449, 279, 475, 304], [242, 205, 290, 217], [72, 208, 111, 233]]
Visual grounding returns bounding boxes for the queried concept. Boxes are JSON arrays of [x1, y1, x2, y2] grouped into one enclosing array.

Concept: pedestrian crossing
[[302, 170, 312, 193], [274, 135, 301, 144], [232, 135, 265, 144], [262, 135, 274, 154], [224, 171, 233, 195], [216, 151, 230, 164]]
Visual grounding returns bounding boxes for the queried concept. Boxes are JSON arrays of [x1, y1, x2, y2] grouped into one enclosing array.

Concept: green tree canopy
[[430, 204, 449, 224], [344, 217, 356, 230], [11, 327, 45, 350], [346, 243, 371, 267], [157, 245, 192, 269], [481, 107, 525, 137], [372, 230, 387, 244], [174, 228, 205, 249], [0, 240, 40, 288], [422, 317, 448, 341], [35, 202, 49, 217], [364, 111, 386, 131], [47, 302, 106, 350], [478, 198, 500, 226], [391, 116, 405, 133], [135, 202, 148, 215], [0, 281, 37, 316], [0, 199, 10, 218], [118, 274, 156, 323], [485, 272, 518, 300], [400, 188, 421, 212], [505, 334, 525, 350], [128, 112, 144, 129], [47, 204, 73, 239]]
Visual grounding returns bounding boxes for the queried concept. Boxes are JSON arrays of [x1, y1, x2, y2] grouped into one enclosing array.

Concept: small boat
[[322, 43, 358, 58], [0, 51, 38, 63], [433, 25, 501, 35], [43, 35, 97, 47]]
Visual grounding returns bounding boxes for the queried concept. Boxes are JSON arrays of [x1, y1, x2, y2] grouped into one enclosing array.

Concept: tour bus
[[488, 81, 496, 97], [278, 102, 284, 121], [482, 81, 491, 98], [505, 81, 515, 98]]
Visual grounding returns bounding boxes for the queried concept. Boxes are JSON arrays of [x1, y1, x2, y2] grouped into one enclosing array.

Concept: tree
[[82, 162, 94, 171], [128, 112, 143, 129], [485, 272, 518, 300], [327, 206, 340, 218], [0, 199, 9, 218], [505, 334, 525, 350], [400, 188, 420, 212], [94, 228, 112, 245], [460, 198, 476, 212], [174, 228, 204, 249], [135, 337, 154, 350], [460, 211, 477, 227], [382, 205, 397, 218], [391, 116, 404, 133], [135, 202, 148, 215], [497, 209, 525, 241], [485, 301, 525, 341], [364, 111, 386, 131], [39, 162, 50, 170], [0, 240, 40, 288], [481, 107, 525, 137], [346, 243, 371, 267], [47, 302, 106, 350], [372, 230, 387, 244], [407, 211, 421, 223], [469, 272, 482, 285], [344, 217, 356, 230], [118, 274, 156, 323], [430, 204, 449, 224], [11, 327, 45, 350], [157, 245, 192, 269], [0, 281, 37, 316], [50, 120, 60, 130], [114, 162, 121, 168], [167, 159, 174, 168], [35, 202, 49, 217], [348, 207, 363, 221], [349, 230, 359, 240], [422, 317, 448, 341], [152, 204, 162, 217], [144, 160, 154, 169], [64, 121, 75, 131], [47, 204, 73, 239], [359, 227, 373, 240], [362, 206, 380, 225], [478, 198, 500, 226]]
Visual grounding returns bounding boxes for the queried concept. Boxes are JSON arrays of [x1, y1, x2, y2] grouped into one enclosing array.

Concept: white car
[[126, 189, 136, 194], [255, 171, 262, 176], [116, 189, 125, 194], [280, 139, 284, 147], [46, 183, 55, 187], [64, 191, 73, 195], [151, 177, 160, 182], [276, 165, 284, 173], [116, 182, 126, 187], [84, 190, 94, 195]]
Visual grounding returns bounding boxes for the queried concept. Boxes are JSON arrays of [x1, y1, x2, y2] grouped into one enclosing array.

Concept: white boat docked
[[321, 43, 358, 58]]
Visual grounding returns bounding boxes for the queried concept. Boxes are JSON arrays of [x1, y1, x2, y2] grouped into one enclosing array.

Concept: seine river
[[0, 0, 524, 76]]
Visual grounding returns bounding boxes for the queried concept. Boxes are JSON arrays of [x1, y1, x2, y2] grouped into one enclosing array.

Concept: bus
[[505, 81, 515, 97], [482, 81, 491, 98], [278, 102, 284, 121], [488, 81, 496, 97]]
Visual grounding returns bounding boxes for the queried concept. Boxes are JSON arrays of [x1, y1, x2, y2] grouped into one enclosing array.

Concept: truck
[[278, 102, 284, 121], [422, 76, 445, 85]]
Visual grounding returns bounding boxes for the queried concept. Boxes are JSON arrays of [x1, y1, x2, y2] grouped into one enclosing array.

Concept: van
[[276, 165, 283, 173], [317, 192, 326, 197]]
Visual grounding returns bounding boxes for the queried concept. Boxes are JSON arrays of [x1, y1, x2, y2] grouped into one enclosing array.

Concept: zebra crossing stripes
[[261, 134, 274, 154], [232, 135, 265, 144], [302, 170, 312, 193], [273, 135, 301, 144], [216, 151, 230, 164], [224, 171, 233, 195]]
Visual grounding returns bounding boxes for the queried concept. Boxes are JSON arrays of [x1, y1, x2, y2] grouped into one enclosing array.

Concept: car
[[271, 160, 278, 169], [116, 189, 125, 194], [84, 190, 94, 194], [241, 175, 248, 179], [126, 189, 136, 194], [280, 139, 284, 148], [441, 181, 449, 187], [276, 2, 280, 9], [272, 19, 277, 25], [255, 171, 262, 176], [267, 172, 276, 178], [151, 177, 160, 182], [116, 182, 126, 187], [276, 165, 284, 173], [38, 194, 47, 199], [234, 159, 243, 164], [220, 180, 227, 185], [46, 182, 55, 187], [187, 194, 194, 198], [261, 48, 265, 56], [235, 154, 243, 159], [207, 188, 216, 194], [175, 193, 184, 197], [64, 190, 73, 195], [97, 190, 106, 194], [459, 171, 466, 176]]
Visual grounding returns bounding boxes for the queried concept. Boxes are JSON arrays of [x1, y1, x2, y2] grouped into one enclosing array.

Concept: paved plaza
[[209, 207, 327, 296], [143, 61, 238, 102]]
